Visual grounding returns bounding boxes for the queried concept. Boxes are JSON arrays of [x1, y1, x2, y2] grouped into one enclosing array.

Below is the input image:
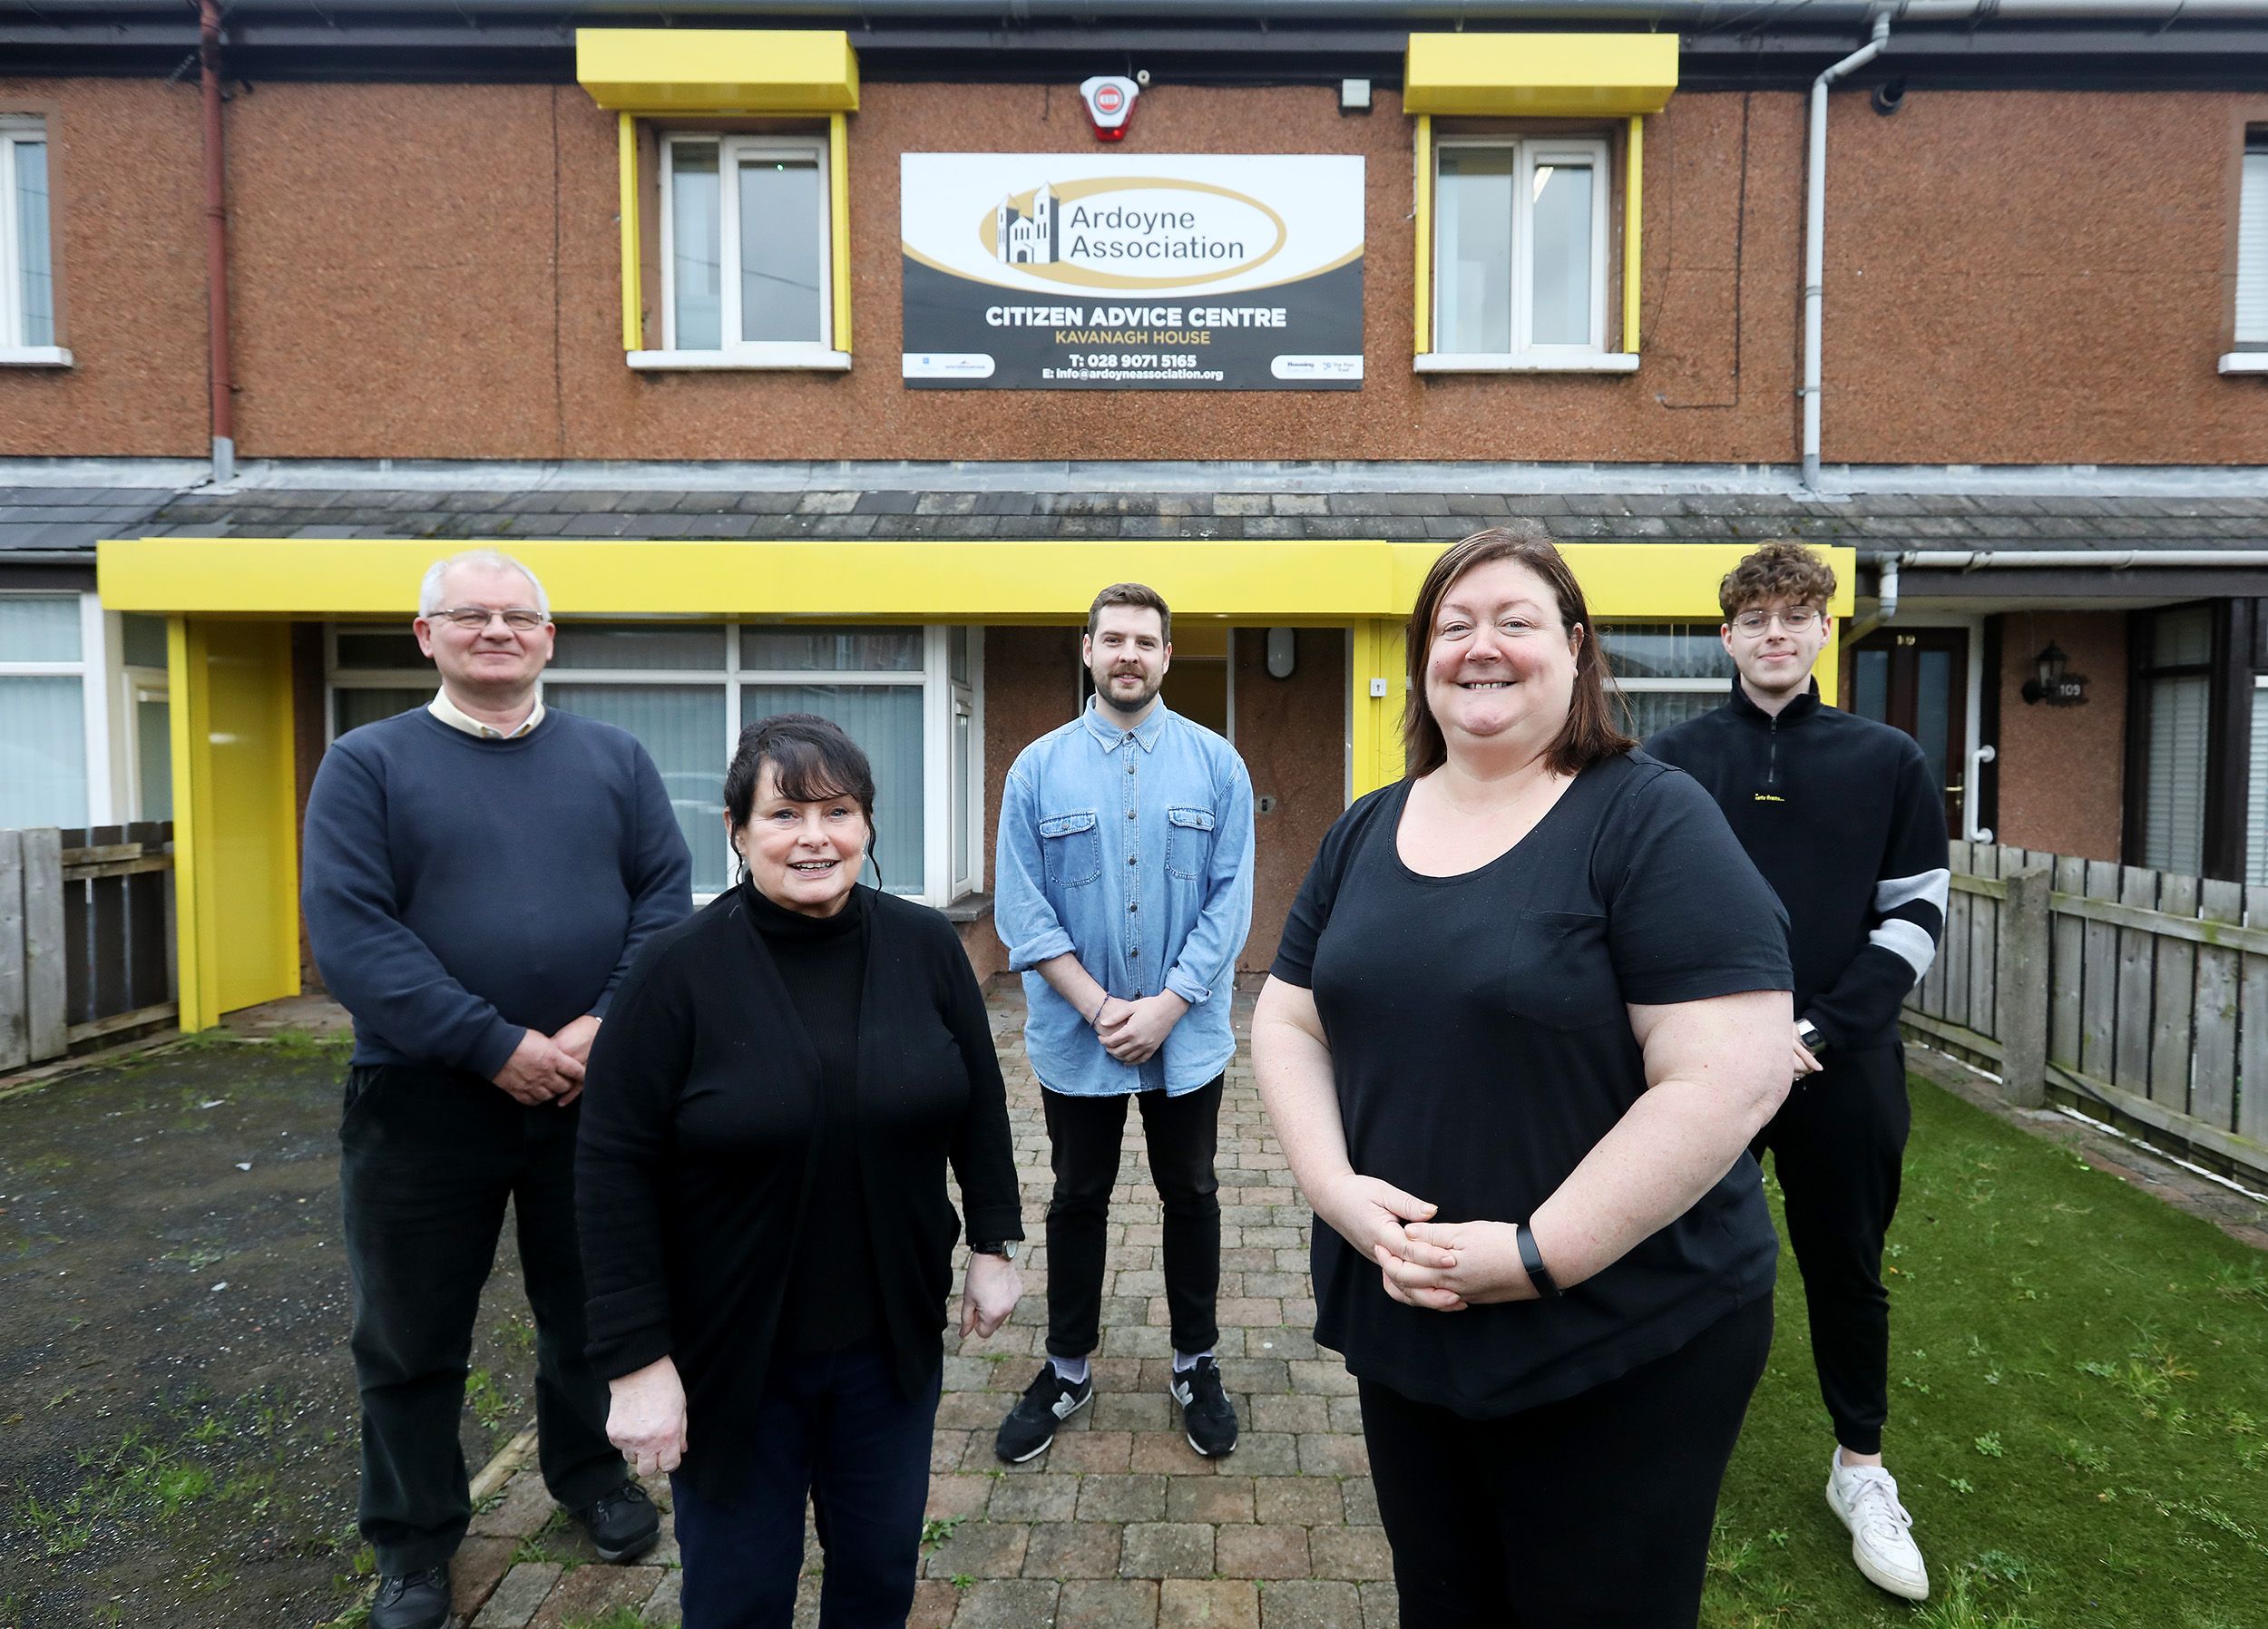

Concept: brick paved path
[[447, 982, 1396, 1629]]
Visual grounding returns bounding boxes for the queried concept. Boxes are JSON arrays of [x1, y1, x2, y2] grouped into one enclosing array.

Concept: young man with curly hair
[[1646, 541, 1948, 1604]]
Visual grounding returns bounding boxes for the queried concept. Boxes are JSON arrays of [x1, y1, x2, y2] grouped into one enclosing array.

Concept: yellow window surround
[[577, 29, 857, 358], [1406, 33, 1675, 366]]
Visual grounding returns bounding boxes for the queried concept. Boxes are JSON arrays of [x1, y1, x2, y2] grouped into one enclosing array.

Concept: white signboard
[[901, 153, 1364, 391]]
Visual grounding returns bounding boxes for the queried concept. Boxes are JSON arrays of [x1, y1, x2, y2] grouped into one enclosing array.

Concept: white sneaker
[[1825, 1450, 1931, 1601]]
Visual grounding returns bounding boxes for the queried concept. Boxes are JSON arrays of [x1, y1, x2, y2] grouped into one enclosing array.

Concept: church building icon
[[996, 184, 1058, 265]]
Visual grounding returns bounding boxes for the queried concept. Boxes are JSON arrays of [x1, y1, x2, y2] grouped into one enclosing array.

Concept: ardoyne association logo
[[983, 176, 1286, 289]]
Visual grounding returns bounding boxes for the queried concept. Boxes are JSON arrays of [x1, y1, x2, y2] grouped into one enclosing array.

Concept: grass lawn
[[1702, 1071, 2268, 1629]]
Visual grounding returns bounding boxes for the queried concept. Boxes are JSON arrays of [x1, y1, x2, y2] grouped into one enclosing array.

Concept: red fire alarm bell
[[1080, 74, 1142, 141]]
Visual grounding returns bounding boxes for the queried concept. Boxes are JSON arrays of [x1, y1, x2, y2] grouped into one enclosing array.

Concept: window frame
[[0, 116, 67, 366], [323, 619, 984, 907], [0, 590, 112, 829], [654, 130, 840, 369], [1426, 132, 1615, 369]]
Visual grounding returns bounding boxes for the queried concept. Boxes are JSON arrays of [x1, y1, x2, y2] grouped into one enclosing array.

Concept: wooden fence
[[0, 823, 176, 1074], [1901, 841, 2268, 1185]]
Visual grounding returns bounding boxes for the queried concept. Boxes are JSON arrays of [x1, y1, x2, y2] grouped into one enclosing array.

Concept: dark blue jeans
[[670, 1336, 942, 1629]]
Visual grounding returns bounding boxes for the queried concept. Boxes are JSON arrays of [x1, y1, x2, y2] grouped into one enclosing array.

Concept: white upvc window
[[326, 621, 984, 907], [1425, 135, 1617, 371], [0, 592, 117, 830], [1, 117, 65, 366], [2230, 132, 2268, 370], [650, 132, 840, 369], [1599, 622, 1733, 738]]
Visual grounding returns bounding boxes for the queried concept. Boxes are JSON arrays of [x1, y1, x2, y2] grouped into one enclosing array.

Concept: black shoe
[[1169, 1357, 1239, 1458], [370, 1566, 451, 1629], [572, 1480, 660, 1564], [994, 1364, 1093, 1462]]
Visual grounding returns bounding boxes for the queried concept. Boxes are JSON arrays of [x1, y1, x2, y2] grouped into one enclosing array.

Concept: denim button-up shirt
[[995, 702, 1255, 1097]]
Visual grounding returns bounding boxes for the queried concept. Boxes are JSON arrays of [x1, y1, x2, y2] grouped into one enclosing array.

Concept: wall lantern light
[[2019, 641, 2089, 707], [1266, 627, 1297, 679]]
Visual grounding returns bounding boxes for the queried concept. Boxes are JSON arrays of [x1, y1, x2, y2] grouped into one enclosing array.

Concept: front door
[[1848, 628, 1968, 837]]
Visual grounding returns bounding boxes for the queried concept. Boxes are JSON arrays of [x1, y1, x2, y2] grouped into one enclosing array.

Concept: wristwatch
[[1796, 1019, 1827, 1056], [971, 1240, 1020, 1261]]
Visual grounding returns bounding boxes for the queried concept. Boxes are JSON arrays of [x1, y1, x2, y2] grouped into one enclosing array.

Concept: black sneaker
[[1169, 1357, 1239, 1457], [572, 1479, 660, 1564], [369, 1566, 451, 1629], [994, 1364, 1093, 1462]]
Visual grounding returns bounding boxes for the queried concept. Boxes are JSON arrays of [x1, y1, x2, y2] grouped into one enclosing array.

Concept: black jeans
[[1041, 1077, 1223, 1360], [670, 1336, 941, 1629], [1360, 1296, 1774, 1629], [1752, 1040, 1911, 1455], [338, 1064, 624, 1575]]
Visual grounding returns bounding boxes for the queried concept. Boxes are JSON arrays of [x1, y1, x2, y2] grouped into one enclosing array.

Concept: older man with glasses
[[302, 549, 694, 1629]]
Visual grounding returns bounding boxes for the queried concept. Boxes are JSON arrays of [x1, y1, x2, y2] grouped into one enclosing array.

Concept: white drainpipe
[[1802, 12, 1892, 492]]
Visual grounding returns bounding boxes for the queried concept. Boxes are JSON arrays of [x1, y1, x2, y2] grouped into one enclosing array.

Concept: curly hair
[[1717, 541, 1837, 621]]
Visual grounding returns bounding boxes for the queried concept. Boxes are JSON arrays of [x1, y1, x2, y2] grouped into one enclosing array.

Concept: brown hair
[[1086, 581, 1171, 643], [1402, 527, 1636, 779], [1717, 541, 1837, 620]]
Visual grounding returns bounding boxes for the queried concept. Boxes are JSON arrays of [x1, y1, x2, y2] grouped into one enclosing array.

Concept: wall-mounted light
[[1340, 78, 1373, 114], [2019, 641, 2089, 707], [1266, 627, 1297, 679]]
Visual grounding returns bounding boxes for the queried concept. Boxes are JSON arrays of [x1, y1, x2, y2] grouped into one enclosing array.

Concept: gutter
[[34, 0, 2268, 17], [1800, 11, 1892, 493], [1862, 548, 2268, 569]]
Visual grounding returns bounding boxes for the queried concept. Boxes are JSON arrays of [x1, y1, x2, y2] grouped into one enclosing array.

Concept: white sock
[[1173, 1350, 1212, 1374], [1050, 1355, 1090, 1385]]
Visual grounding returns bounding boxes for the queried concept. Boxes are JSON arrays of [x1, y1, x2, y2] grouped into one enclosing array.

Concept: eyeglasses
[[1731, 607, 1823, 637], [428, 606, 549, 632]]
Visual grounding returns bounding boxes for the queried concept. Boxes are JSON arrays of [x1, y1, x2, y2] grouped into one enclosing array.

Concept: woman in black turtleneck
[[576, 713, 1024, 1629]]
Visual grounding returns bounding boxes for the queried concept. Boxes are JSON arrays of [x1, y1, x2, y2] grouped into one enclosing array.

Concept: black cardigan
[[575, 883, 1022, 1497]]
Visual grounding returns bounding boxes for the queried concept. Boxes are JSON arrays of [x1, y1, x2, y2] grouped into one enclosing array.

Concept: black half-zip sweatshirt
[[1646, 679, 1950, 1052]]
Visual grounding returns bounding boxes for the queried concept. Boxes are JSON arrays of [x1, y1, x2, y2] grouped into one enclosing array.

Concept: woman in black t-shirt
[[577, 715, 1025, 1629], [1255, 530, 1795, 1628]]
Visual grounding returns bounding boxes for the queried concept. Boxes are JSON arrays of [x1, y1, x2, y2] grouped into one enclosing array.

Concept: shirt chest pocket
[[1165, 805, 1217, 880], [1503, 910, 1620, 1031], [1041, 811, 1102, 888]]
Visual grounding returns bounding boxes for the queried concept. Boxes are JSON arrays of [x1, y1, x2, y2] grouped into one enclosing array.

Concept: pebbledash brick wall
[[5, 76, 2268, 467]]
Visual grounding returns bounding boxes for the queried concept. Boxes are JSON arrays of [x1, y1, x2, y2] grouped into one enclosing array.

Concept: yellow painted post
[[167, 616, 215, 1032], [1623, 113, 1643, 356], [1413, 115, 1432, 356], [830, 112, 852, 353], [1349, 619, 1409, 797], [619, 112, 641, 352]]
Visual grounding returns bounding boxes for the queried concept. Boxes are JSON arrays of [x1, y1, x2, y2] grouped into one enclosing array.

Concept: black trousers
[[1360, 1297, 1774, 1629], [338, 1064, 624, 1575], [1751, 1040, 1911, 1456], [1041, 1077, 1223, 1360], [670, 1336, 940, 1629]]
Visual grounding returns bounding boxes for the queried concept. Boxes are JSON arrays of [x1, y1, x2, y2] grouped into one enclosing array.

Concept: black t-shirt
[[1270, 751, 1792, 1419]]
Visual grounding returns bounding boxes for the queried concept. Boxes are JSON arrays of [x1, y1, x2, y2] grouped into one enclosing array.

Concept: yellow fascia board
[[100, 538, 1852, 623], [575, 28, 858, 114], [1403, 34, 1677, 118]]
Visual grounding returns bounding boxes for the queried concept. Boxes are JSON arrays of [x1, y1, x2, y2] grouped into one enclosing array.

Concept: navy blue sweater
[[302, 707, 695, 1075], [1647, 680, 1950, 1052]]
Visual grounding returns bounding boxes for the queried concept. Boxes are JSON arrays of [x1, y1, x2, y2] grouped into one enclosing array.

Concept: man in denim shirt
[[992, 583, 1256, 1463]]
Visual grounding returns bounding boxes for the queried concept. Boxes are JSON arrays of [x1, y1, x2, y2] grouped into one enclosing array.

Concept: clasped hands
[[1091, 991, 1188, 1065], [1315, 1172, 1538, 1312], [491, 1014, 601, 1107]]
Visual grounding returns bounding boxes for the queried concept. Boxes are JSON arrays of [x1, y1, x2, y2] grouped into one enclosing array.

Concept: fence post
[[1998, 862, 2051, 1108], [21, 828, 65, 1063]]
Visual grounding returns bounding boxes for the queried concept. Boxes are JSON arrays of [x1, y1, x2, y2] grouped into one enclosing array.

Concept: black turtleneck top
[[744, 881, 878, 1354]]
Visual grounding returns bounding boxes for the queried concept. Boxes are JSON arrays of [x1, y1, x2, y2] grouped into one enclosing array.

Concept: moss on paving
[[1704, 1075, 2267, 1629]]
